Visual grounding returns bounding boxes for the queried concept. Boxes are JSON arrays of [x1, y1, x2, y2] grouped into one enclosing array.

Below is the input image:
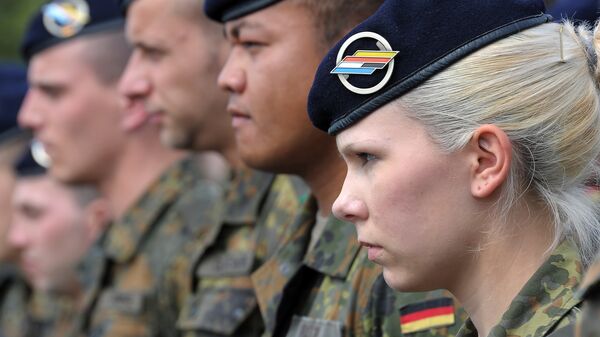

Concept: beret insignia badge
[[42, 0, 90, 38], [331, 32, 398, 95]]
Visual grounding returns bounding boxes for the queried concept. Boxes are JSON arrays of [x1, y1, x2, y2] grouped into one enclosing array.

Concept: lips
[[359, 240, 385, 261], [227, 104, 252, 129]]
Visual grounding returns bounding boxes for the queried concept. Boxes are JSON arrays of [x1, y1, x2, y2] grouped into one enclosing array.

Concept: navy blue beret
[[549, 0, 599, 23], [204, 0, 283, 22], [308, 0, 551, 135], [14, 142, 47, 177], [21, 0, 124, 62], [116, 0, 132, 15], [0, 63, 27, 138]]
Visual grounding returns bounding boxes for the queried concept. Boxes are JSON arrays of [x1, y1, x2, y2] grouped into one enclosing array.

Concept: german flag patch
[[399, 298, 455, 334]]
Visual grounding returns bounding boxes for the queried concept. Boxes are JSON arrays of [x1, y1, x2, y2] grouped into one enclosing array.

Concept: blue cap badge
[[42, 0, 90, 38]]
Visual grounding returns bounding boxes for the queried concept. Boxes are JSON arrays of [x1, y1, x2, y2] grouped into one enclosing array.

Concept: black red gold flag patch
[[399, 297, 455, 334]]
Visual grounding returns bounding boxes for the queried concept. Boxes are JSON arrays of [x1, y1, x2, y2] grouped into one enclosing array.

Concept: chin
[[161, 129, 194, 150], [382, 266, 433, 292]]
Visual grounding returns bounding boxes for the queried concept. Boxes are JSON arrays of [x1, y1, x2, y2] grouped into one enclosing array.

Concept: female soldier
[[307, 0, 600, 336]]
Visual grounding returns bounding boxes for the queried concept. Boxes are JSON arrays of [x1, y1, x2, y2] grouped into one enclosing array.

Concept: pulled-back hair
[[399, 21, 600, 265]]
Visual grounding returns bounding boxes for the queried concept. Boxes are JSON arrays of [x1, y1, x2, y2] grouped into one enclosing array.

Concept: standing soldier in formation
[[207, 0, 465, 336], [8, 147, 109, 337], [308, 0, 600, 337], [118, 0, 308, 335], [0, 64, 31, 337], [18, 0, 223, 335]]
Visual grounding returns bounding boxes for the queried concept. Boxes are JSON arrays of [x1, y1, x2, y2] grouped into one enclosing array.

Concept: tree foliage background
[[0, 0, 46, 62]]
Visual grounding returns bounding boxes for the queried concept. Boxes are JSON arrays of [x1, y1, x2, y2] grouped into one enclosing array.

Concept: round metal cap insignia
[[331, 32, 398, 95]]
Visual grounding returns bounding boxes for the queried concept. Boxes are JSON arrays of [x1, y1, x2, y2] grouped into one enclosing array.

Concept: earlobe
[[469, 124, 512, 198]]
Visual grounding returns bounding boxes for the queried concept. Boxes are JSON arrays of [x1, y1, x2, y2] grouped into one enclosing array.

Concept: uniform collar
[[303, 213, 362, 279], [103, 157, 200, 263], [222, 168, 275, 225], [457, 240, 583, 337]]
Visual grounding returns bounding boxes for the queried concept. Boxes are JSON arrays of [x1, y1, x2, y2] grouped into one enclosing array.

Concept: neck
[[48, 271, 82, 299], [98, 140, 186, 219], [221, 142, 245, 170], [300, 153, 346, 217], [451, 203, 554, 337]]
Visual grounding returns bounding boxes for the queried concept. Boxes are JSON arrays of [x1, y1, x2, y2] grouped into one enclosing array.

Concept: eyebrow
[[224, 20, 263, 39]]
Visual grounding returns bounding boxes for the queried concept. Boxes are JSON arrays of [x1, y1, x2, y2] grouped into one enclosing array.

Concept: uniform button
[[233, 308, 245, 319], [279, 263, 291, 275]]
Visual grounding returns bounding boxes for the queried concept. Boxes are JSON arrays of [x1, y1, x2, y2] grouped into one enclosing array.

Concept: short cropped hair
[[290, 0, 384, 46], [80, 30, 132, 85]]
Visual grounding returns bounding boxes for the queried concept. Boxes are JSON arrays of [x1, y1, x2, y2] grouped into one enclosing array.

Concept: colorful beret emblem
[[331, 32, 398, 95], [42, 0, 90, 39]]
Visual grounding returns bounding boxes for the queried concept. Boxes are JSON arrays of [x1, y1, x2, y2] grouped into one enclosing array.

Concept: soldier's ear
[[466, 124, 512, 198]]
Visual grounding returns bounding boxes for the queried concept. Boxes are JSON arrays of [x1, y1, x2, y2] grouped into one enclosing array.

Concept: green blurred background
[[0, 0, 46, 62]]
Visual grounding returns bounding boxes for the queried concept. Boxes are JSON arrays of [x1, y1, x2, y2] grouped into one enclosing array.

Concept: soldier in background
[[8, 147, 109, 337], [118, 0, 308, 335], [0, 63, 31, 337], [206, 0, 465, 336], [18, 0, 224, 335]]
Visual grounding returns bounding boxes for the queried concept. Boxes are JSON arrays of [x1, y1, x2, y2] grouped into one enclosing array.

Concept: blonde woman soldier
[[307, 0, 600, 337]]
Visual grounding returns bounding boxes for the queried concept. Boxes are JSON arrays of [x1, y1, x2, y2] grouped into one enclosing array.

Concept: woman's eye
[[356, 152, 377, 165]]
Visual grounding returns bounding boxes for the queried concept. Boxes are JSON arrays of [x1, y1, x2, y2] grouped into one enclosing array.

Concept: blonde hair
[[399, 21, 600, 265]]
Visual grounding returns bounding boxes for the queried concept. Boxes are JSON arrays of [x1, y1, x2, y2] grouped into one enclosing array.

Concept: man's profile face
[[218, 1, 333, 173], [9, 176, 91, 292], [121, 0, 231, 151], [18, 39, 126, 184]]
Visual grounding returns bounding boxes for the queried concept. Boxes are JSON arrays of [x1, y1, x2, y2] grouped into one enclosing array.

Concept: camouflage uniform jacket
[[552, 248, 600, 337], [456, 241, 582, 337], [0, 265, 30, 337], [72, 156, 225, 337], [175, 169, 309, 337], [27, 290, 79, 337], [252, 197, 465, 337]]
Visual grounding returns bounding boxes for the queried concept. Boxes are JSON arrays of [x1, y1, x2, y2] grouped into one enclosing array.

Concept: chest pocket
[[177, 251, 258, 335], [286, 316, 343, 337], [176, 287, 258, 335], [98, 289, 148, 316]]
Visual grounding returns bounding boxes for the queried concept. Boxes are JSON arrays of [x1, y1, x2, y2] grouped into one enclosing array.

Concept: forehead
[[225, 1, 315, 35], [127, 0, 192, 38], [28, 40, 92, 82]]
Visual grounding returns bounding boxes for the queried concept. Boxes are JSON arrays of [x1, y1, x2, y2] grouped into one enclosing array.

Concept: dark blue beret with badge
[[21, 0, 124, 62], [204, 0, 283, 22], [0, 63, 27, 139], [307, 0, 552, 135]]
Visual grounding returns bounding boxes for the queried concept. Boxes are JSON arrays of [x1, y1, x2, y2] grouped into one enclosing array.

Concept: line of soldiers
[[0, 0, 598, 337]]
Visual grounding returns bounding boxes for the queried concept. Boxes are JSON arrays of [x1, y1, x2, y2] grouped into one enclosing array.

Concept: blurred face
[[9, 176, 92, 292], [333, 105, 482, 292], [18, 39, 126, 184], [121, 0, 232, 151], [0, 166, 16, 261], [219, 2, 334, 173]]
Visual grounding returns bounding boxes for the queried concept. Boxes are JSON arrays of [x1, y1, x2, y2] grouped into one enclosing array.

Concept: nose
[[217, 50, 246, 94], [332, 178, 368, 224], [7, 222, 29, 251], [119, 52, 151, 101], [18, 89, 43, 132]]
